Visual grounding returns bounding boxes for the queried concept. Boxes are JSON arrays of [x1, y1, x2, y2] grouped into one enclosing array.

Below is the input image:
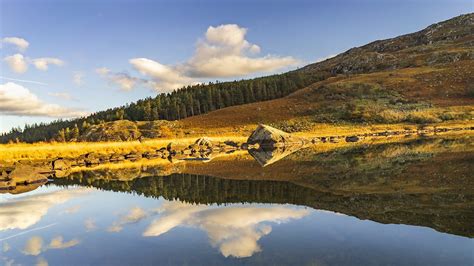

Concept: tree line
[[53, 173, 318, 207], [1, 70, 326, 143]]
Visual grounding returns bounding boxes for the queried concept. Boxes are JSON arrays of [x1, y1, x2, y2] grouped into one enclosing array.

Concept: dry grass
[[0, 136, 248, 165]]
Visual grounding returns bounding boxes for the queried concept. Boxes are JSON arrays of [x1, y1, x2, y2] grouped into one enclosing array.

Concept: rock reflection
[[248, 143, 305, 167]]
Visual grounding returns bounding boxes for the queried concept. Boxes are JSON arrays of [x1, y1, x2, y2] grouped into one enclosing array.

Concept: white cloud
[[73, 72, 84, 86], [0, 82, 87, 117], [0, 188, 90, 232], [143, 201, 309, 258], [185, 24, 299, 78], [22, 236, 43, 256], [32, 57, 64, 71], [95, 67, 110, 76], [36, 257, 49, 266], [61, 205, 81, 214], [107, 207, 147, 233], [4, 54, 28, 73], [48, 236, 80, 249], [3, 242, 10, 252], [96, 67, 143, 91], [22, 235, 80, 257], [109, 73, 139, 91], [129, 58, 195, 91], [2, 37, 29, 52], [102, 24, 299, 92], [84, 218, 97, 231]]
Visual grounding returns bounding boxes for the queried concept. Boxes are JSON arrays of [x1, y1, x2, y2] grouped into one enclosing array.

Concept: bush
[[376, 110, 406, 123], [405, 112, 441, 124]]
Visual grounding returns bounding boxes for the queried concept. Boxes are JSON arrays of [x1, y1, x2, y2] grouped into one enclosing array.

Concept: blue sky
[[1, 0, 473, 132]]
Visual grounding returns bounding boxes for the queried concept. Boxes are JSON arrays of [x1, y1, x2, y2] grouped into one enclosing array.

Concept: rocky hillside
[[299, 13, 474, 75], [178, 13, 474, 133], [11, 13, 473, 143]]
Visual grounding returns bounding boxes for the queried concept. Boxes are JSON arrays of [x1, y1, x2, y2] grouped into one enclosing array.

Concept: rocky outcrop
[[247, 124, 307, 148], [0, 161, 51, 193]]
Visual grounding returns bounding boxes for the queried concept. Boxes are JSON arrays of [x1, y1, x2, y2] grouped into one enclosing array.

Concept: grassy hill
[[3, 13, 473, 143]]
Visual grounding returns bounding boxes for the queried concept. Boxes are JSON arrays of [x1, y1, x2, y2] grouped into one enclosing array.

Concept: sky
[[1, 0, 473, 133]]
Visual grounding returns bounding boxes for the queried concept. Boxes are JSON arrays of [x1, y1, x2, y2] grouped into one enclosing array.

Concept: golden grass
[[0, 136, 248, 165], [1, 122, 472, 167]]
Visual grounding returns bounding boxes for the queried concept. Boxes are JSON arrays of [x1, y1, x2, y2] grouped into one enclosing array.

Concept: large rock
[[52, 158, 71, 171], [247, 124, 307, 147], [8, 161, 50, 184], [194, 137, 213, 148]]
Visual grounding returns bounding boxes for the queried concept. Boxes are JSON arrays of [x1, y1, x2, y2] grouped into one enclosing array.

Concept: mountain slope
[[178, 13, 474, 132], [3, 13, 473, 143]]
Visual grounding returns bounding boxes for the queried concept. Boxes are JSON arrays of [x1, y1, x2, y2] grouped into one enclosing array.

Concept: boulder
[[247, 124, 307, 148], [0, 180, 16, 190], [8, 161, 50, 184], [110, 154, 125, 162], [345, 136, 360, 142], [84, 153, 101, 165], [125, 152, 142, 160], [52, 158, 71, 171], [195, 137, 213, 148]]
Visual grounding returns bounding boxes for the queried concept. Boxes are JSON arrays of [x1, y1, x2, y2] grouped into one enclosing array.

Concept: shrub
[[405, 112, 441, 124], [376, 110, 406, 123]]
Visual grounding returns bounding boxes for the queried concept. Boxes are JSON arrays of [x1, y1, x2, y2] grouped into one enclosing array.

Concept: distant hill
[[2, 13, 473, 143]]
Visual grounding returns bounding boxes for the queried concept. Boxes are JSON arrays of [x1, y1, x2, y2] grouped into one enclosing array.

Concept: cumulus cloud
[[4, 54, 28, 73], [185, 24, 298, 77], [95, 67, 110, 76], [36, 257, 49, 266], [22, 236, 43, 256], [61, 205, 81, 214], [84, 218, 97, 231], [2, 37, 29, 52], [143, 201, 309, 258], [97, 69, 144, 91], [32, 57, 64, 71], [73, 72, 84, 86], [22, 235, 80, 257], [129, 58, 194, 91], [3, 242, 10, 252], [48, 236, 80, 249], [102, 24, 299, 92], [0, 188, 90, 232], [0, 82, 87, 117], [107, 207, 147, 233]]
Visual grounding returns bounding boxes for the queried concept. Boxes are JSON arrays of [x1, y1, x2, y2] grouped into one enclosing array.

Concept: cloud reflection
[[0, 188, 90, 232], [107, 207, 147, 233], [144, 201, 310, 258], [22, 235, 80, 256]]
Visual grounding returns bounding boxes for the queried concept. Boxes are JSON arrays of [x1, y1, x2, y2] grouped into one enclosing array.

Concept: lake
[[1, 135, 473, 265]]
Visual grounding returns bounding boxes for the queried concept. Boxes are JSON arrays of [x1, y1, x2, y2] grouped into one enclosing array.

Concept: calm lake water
[[1, 136, 473, 265]]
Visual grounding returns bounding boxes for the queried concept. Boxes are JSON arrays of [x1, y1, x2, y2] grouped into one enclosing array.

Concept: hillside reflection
[[53, 135, 474, 238]]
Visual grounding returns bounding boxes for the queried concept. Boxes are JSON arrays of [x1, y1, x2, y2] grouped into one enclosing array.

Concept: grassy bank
[[1, 121, 472, 165]]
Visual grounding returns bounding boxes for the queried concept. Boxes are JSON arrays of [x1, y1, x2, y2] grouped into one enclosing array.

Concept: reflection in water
[[0, 188, 89, 232], [144, 201, 309, 258], [22, 235, 80, 256], [1, 136, 473, 265], [50, 136, 474, 238], [108, 207, 147, 232], [248, 143, 304, 167]]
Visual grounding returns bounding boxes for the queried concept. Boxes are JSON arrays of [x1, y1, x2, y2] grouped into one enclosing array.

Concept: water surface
[[1, 136, 473, 265]]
